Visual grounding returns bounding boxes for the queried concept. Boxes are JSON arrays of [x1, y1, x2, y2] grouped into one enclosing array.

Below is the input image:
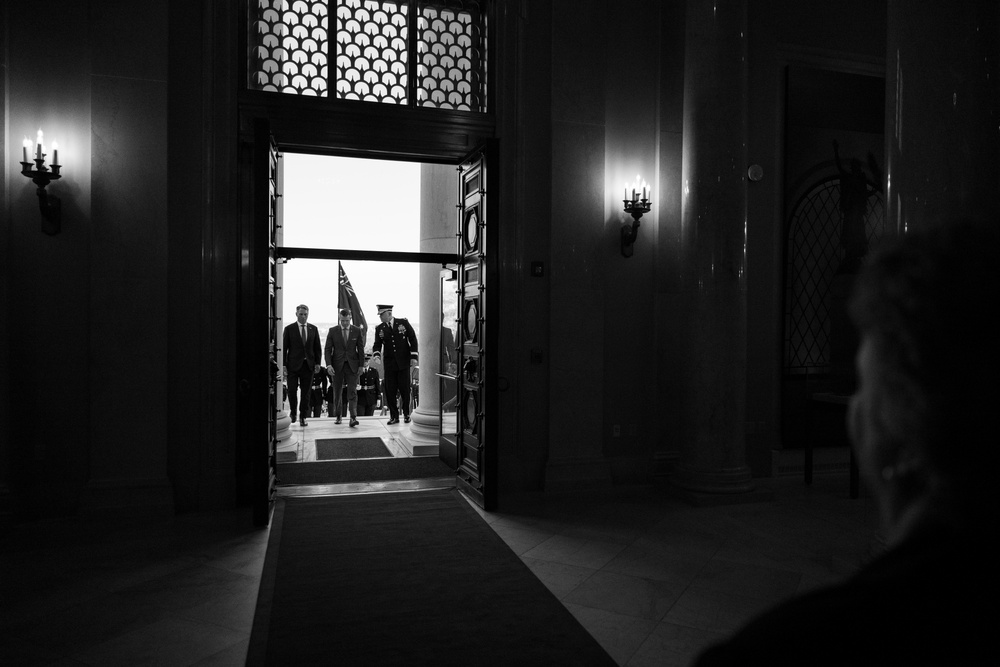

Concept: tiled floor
[[474, 474, 878, 666], [1, 469, 878, 666]]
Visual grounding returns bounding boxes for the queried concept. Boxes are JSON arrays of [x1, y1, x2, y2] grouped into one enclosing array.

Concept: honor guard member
[[370, 304, 418, 424], [309, 364, 329, 418], [356, 353, 381, 417]]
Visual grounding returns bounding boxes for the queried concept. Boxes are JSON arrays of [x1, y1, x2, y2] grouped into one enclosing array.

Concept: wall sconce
[[621, 175, 650, 258], [20, 129, 62, 235]]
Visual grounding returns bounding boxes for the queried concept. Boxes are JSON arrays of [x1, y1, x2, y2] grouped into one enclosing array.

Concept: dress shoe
[[349, 418, 359, 427], [299, 418, 307, 427], [404, 415, 411, 424], [387, 417, 399, 425], [335, 417, 342, 424]]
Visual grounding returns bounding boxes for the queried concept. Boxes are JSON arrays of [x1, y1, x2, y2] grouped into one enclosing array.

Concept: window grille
[[783, 179, 885, 374], [250, 0, 488, 112]]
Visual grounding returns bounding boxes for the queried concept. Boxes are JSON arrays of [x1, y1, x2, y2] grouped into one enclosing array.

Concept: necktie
[[342, 327, 348, 343], [300, 324, 306, 344]]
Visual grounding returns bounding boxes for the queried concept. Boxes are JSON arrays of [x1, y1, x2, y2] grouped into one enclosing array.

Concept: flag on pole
[[338, 261, 368, 347]]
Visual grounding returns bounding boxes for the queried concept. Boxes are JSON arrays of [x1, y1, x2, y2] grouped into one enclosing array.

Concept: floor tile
[[521, 534, 628, 570], [70, 615, 248, 667], [563, 569, 686, 621], [564, 602, 659, 666], [626, 621, 727, 667], [521, 556, 596, 599]]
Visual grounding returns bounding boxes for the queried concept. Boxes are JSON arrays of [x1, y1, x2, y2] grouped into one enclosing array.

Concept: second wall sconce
[[20, 128, 62, 235], [621, 174, 650, 258]]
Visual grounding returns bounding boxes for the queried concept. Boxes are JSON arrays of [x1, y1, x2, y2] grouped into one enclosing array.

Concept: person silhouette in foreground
[[695, 217, 999, 666]]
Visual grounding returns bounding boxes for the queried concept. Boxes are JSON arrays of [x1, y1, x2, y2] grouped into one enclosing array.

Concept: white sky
[[280, 154, 422, 331]]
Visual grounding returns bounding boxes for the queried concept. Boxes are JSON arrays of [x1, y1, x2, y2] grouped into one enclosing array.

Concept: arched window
[[783, 178, 884, 375]]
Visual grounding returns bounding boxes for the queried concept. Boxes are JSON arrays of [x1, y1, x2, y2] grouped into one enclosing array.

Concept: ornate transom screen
[[250, 0, 488, 112]]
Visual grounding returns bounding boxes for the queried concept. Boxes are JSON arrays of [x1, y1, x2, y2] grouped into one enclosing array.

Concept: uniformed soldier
[[370, 304, 418, 424], [309, 363, 329, 418], [356, 353, 381, 417]]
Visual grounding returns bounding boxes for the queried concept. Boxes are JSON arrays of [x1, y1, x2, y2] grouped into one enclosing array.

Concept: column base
[[275, 410, 296, 461], [404, 406, 440, 456], [665, 463, 772, 506], [275, 410, 293, 445]]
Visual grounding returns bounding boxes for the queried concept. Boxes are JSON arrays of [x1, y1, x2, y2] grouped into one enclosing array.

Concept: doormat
[[315, 438, 392, 460], [277, 456, 453, 486], [276, 451, 297, 463]]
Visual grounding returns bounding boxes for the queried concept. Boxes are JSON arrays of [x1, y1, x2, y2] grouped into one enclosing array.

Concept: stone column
[[405, 164, 456, 455], [884, 0, 1000, 233], [668, 0, 755, 497]]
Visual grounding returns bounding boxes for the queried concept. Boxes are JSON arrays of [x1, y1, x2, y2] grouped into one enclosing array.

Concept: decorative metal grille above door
[[249, 0, 488, 112]]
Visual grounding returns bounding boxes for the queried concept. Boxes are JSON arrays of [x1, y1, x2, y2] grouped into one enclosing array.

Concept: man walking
[[371, 304, 418, 425], [282, 304, 321, 427], [325, 308, 366, 427]]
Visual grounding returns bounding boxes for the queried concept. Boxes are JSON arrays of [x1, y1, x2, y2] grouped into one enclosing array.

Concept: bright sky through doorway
[[281, 154, 421, 328]]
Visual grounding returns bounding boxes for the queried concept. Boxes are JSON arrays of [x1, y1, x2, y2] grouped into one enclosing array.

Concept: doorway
[[272, 153, 457, 492], [779, 65, 886, 457], [244, 129, 498, 524]]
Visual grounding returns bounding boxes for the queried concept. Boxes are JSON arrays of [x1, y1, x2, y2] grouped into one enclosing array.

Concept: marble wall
[[2, 0, 171, 517]]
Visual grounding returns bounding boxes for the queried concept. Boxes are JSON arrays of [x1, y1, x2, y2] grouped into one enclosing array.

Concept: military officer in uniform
[[370, 304, 418, 424], [356, 353, 381, 417], [309, 363, 329, 418]]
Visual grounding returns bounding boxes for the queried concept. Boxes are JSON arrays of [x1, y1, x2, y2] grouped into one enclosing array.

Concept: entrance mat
[[277, 456, 454, 486], [247, 489, 615, 666], [315, 437, 391, 460], [275, 450, 297, 463]]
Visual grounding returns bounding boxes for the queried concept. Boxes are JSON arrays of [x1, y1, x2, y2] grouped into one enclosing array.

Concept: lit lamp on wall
[[20, 128, 62, 235], [621, 174, 650, 258]]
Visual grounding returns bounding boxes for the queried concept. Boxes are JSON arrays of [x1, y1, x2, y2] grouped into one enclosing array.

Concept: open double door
[[246, 121, 497, 526]]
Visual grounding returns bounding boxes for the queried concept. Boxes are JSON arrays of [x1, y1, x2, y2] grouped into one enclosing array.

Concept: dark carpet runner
[[314, 437, 392, 460], [246, 489, 615, 665]]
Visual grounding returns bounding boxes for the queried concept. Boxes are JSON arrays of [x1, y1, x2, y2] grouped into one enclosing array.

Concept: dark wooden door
[[438, 265, 460, 470], [454, 143, 497, 510], [250, 119, 280, 527]]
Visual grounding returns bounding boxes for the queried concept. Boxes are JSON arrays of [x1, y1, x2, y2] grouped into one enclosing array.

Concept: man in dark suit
[[282, 304, 322, 427], [371, 304, 418, 425], [356, 353, 381, 417], [325, 308, 366, 427]]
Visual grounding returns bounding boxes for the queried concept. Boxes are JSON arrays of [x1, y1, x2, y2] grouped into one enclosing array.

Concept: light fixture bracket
[[20, 159, 62, 235], [621, 199, 650, 258]]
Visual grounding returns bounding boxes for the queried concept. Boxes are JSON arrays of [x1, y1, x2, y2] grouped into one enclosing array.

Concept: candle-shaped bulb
[[52, 140, 59, 165], [22, 137, 30, 163]]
